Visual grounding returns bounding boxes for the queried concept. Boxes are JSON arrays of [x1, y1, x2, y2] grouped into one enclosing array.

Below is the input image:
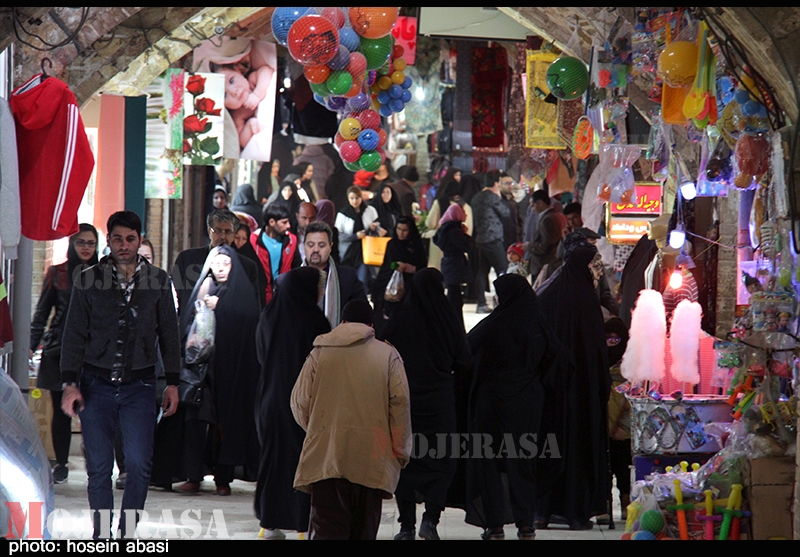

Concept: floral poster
[[145, 68, 184, 199], [182, 72, 225, 166]]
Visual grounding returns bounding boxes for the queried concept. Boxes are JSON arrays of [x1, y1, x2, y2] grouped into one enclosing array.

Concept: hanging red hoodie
[[10, 73, 95, 241]]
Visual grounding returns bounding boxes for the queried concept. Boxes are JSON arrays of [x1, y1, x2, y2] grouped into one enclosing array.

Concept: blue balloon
[[338, 27, 361, 53], [377, 90, 391, 105], [313, 93, 327, 106], [389, 98, 405, 113], [348, 92, 370, 112], [734, 88, 752, 105], [357, 129, 380, 151], [741, 99, 761, 117], [271, 7, 313, 46], [401, 76, 413, 89], [401, 89, 412, 103], [389, 84, 404, 99], [379, 103, 394, 117], [327, 45, 351, 71]]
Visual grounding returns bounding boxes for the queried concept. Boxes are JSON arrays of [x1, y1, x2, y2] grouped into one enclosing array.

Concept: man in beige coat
[[291, 299, 412, 540]]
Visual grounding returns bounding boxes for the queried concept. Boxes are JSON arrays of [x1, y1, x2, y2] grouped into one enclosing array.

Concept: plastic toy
[[698, 489, 721, 540], [717, 484, 742, 540], [667, 479, 692, 540]]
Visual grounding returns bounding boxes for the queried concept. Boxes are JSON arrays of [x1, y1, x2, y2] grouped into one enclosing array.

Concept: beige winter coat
[[291, 322, 412, 498]]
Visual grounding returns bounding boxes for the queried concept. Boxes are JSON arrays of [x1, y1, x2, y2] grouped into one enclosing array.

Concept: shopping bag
[[384, 269, 405, 302], [184, 299, 215, 365], [362, 235, 391, 266]]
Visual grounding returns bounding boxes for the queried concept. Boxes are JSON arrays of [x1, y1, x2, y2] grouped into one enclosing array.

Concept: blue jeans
[[78, 372, 157, 539]]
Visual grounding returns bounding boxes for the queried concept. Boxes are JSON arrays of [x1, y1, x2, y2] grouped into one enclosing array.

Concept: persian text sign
[[391, 16, 417, 66], [609, 182, 662, 215], [607, 216, 653, 244]]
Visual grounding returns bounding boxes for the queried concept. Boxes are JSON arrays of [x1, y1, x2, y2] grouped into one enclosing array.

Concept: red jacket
[[251, 229, 299, 304], [10, 73, 94, 241]]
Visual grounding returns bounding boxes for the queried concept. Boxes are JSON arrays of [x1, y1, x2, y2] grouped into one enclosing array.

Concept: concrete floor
[[46, 301, 624, 541]]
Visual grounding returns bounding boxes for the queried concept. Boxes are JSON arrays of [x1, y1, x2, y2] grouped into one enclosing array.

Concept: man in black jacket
[[60, 211, 181, 540]]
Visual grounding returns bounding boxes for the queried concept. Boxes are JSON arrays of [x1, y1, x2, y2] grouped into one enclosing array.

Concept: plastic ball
[[326, 70, 353, 96], [343, 159, 361, 172], [339, 140, 362, 163], [357, 129, 380, 151], [320, 7, 346, 29], [389, 98, 405, 113], [327, 45, 351, 71], [377, 128, 387, 147], [357, 109, 382, 130], [287, 15, 340, 66], [392, 44, 405, 60], [308, 80, 330, 97], [379, 103, 394, 117], [343, 77, 363, 99], [347, 52, 368, 80], [334, 132, 346, 148], [376, 146, 387, 163], [393, 57, 407, 72], [313, 93, 327, 106], [391, 70, 405, 85], [325, 95, 347, 112], [401, 89, 412, 103], [657, 40, 698, 88], [377, 90, 391, 105], [639, 510, 665, 534], [339, 117, 362, 140], [378, 75, 393, 90], [402, 76, 413, 89], [348, 7, 399, 39], [271, 7, 313, 46], [545, 56, 590, 101], [741, 99, 762, 117], [304, 64, 330, 85], [338, 26, 361, 53], [359, 35, 394, 71], [359, 150, 382, 172], [620, 532, 633, 540], [632, 530, 657, 540], [348, 91, 371, 112], [734, 88, 752, 105], [389, 84, 404, 99]]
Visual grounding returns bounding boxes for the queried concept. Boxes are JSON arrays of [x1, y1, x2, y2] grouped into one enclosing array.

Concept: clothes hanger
[[40, 57, 52, 80]]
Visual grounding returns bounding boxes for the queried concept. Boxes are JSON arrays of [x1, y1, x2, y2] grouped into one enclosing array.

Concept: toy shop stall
[[585, 9, 800, 541]]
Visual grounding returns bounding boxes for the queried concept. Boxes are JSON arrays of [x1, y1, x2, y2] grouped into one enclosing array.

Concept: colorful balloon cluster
[[370, 44, 413, 116], [273, 6, 406, 172]]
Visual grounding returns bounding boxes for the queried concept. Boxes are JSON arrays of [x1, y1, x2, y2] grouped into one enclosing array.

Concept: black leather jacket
[[29, 262, 71, 353]]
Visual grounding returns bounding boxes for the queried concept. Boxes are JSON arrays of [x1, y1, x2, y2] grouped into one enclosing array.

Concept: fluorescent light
[[669, 224, 686, 250], [680, 180, 697, 200], [669, 270, 683, 289]]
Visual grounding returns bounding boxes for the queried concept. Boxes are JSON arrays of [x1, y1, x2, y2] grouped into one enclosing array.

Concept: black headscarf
[[254, 266, 331, 531], [371, 183, 403, 232], [230, 184, 263, 225], [67, 224, 99, 286], [604, 316, 629, 368], [463, 273, 569, 526], [536, 245, 611, 524]]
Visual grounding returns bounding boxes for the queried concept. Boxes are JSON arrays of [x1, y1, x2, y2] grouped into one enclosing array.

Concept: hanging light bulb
[[680, 179, 697, 200], [669, 223, 686, 249], [669, 269, 683, 289]]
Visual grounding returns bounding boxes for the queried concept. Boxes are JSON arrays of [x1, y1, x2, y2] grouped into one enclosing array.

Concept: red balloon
[[377, 128, 387, 147], [320, 7, 346, 29], [348, 7, 399, 39], [334, 132, 347, 148], [357, 109, 382, 130], [287, 15, 339, 66], [343, 77, 364, 98], [347, 52, 368, 80], [376, 146, 387, 164], [392, 44, 405, 59], [304, 64, 330, 85], [339, 140, 362, 163]]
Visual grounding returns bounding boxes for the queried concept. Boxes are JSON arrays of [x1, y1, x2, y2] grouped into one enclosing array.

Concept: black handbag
[[179, 362, 208, 407]]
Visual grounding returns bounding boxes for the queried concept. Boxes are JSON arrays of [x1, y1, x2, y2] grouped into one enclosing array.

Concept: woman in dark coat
[[230, 183, 264, 226], [535, 245, 611, 530], [432, 203, 474, 327], [381, 268, 471, 540], [176, 243, 261, 494], [371, 182, 403, 236], [370, 215, 428, 339], [29, 223, 98, 483], [254, 266, 331, 538], [464, 273, 569, 540]]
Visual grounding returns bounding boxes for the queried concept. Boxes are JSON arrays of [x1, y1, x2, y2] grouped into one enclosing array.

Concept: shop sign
[[606, 216, 654, 244], [391, 16, 417, 66], [609, 182, 663, 215]]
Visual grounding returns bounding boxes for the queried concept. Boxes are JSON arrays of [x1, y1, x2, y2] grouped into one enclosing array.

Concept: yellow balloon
[[370, 82, 382, 95], [657, 40, 698, 88], [393, 58, 407, 72], [378, 76, 393, 90], [391, 71, 405, 85], [339, 118, 362, 140]]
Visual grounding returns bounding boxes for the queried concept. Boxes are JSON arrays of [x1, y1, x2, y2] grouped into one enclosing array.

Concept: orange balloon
[[348, 7, 399, 39], [391, 70, 405, 85], [378, 75, 393, 90], [304, 64, 330, 85], [393, 58, 407, 72], [344, 77, 363, 98]]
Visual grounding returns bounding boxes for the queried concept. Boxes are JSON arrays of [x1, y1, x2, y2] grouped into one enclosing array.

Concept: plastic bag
[[384, 269, 405, 302], [184, 299, 215, 364]]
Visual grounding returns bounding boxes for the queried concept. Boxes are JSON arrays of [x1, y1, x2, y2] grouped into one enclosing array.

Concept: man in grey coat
[[470, 170, 511, 313]]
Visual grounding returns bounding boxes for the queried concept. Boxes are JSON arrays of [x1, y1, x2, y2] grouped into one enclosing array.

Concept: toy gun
[[698, 489, 721, 540], [726, 373, 753, 407], [717, 484, 742, 540], [667, 479, 692, 540], [732, 390, 757, 420]]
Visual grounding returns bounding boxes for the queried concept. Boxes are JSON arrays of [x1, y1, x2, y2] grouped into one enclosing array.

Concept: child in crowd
[[504, 243, 529, 279]]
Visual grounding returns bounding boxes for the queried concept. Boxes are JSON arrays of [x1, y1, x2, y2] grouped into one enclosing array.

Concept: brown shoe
[[216, 483, 231, 496], [175, 481, 200, 494]]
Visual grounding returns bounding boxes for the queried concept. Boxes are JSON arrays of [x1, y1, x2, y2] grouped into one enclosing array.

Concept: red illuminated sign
[[609, 183, 662, 215], [391, 16, 417, 66]]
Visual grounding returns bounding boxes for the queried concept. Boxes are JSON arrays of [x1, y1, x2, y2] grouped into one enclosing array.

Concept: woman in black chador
[[253, 266, 331, 539], [381, 268, 471, 541]]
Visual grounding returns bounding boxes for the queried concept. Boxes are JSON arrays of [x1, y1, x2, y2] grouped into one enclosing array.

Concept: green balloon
[[359, 36, 394, 71], [343, 159, 361, 172], [326, 70, 353, 96], [309, 80, 330, 97], [359, 150, 382, 172], [545, 56, 589, 101]]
